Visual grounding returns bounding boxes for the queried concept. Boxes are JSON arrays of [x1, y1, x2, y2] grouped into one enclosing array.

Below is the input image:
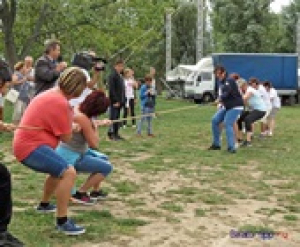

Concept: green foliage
[[211, 0, 275, 52], [277, 0, 300, 53], [1, 0, 178, 77]]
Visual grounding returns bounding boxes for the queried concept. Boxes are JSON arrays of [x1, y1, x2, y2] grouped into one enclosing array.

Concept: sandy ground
[[72, 162, 300, 247]]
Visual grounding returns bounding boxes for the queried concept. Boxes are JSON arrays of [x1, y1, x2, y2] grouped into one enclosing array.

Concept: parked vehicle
[[167, 53, 299, 105]]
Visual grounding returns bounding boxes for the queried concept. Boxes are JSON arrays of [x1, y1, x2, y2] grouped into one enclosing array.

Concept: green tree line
[[0, 0, 299, 79]]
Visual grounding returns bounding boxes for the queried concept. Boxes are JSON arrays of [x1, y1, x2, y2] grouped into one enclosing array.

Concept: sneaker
[[71, 192, 95, 206], [259, 133, 267, 139], [148, 134, 155, 137], [90, 190, 108, 201], [37, 203, 56, 213], [234, 142, 240, 149], [228, 148, 236, 154], [208, 145, 221, 150], [0, 231, 24, 247], [267, 131, 273, 137], [107, 133, 114, 141], [56, 219, 85, 236], [115, 135, 125, 141], [241, 141, 252, 147]]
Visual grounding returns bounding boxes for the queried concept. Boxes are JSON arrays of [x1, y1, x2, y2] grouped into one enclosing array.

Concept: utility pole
[[297, 13, 300, 64], [166, 8, 173, 75], [196, 0, 204, 62]]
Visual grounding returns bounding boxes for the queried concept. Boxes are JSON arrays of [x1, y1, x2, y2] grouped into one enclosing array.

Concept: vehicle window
[[201, 72, 212, 81], [185, 81, 194, 86]]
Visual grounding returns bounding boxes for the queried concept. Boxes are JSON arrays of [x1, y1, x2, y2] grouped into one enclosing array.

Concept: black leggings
[[123, 98, 135, 126], [237, 110, 266, 132], [0, 163, 12, 233]]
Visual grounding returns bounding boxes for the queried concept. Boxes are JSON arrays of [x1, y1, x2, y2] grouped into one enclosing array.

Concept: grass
[[195, 208, 206, 217], [1, 98, 300, 246], [159, 201, 184, 213], [283, 214, 298, 221]]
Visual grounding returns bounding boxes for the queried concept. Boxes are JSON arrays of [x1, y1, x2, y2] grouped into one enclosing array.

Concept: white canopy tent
[[166, 57, 213, 82]]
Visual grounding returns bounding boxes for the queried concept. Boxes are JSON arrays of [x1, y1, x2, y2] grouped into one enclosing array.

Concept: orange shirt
[[13, 89, 73, 161]]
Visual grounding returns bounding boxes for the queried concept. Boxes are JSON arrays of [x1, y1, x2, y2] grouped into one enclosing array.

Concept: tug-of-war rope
[[14, 104, 207, 131]]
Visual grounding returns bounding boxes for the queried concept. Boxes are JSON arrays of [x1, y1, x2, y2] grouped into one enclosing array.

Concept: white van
[[184, 69, 215, 103]]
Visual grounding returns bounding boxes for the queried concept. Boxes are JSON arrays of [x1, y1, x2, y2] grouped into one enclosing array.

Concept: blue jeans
[[74, 149, 113, 177], [137, 106, 154, 135], [22, 145, 70, 178], [211, 108, 242, 151]]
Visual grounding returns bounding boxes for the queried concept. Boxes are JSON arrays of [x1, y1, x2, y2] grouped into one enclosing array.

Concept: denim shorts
[[56, 147, 113, 177], [22, 145, 70, 178], [74, 149, 113, 177]]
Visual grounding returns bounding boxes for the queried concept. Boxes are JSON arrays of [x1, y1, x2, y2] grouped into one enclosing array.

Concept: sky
[[270, 0, 292, 13]]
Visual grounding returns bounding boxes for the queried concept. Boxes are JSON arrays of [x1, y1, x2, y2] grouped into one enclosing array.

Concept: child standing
[[137, 75, 156, 137]]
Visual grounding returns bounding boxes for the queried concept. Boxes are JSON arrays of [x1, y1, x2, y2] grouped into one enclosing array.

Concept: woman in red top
[[13, 67, 87, 236]]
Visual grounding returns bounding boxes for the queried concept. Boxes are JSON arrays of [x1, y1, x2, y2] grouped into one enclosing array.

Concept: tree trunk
[[0, 0, 18, 68], [3, 26, 18, 68]]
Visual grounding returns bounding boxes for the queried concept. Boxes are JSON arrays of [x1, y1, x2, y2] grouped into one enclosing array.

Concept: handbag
[[5, 88, 20, 103]]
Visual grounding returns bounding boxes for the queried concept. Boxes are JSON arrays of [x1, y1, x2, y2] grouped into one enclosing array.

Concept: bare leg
[[246, 132, 253, 142], [269, 118, 275, 135], [42, 175, 60, 202], [55, 167, 76, 217], [78, 173, 105, 192]]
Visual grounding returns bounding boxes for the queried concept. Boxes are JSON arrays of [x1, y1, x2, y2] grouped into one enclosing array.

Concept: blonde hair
[[237, 78, 247, 88], [123, 68, 131, 78], [58, 67, 87, 97], [14, 61, 25, 71]]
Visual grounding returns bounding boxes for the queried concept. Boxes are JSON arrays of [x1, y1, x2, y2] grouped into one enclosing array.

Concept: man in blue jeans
[[208, 66, 244, 153]]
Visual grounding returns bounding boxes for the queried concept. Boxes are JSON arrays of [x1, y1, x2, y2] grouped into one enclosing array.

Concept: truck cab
[[184, 69, 216, 103]]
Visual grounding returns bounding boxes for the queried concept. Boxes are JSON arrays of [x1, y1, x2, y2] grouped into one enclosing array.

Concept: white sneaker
[[268, 131, 273, 137], [235, 143, 239, 149]]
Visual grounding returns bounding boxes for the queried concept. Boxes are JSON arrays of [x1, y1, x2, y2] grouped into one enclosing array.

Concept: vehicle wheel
[[194, 98, 201, 104], [202, 93, 214, 103]]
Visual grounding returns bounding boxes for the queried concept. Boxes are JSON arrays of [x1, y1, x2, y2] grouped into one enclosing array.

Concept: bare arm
[[243, 91, 253, 104], [0, 121, 16, 132], [75, 114, 99, 149], [87, 70, 100, 89], [11, 74, 26, 86]]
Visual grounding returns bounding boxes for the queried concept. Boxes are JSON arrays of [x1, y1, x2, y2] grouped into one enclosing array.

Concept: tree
[[211, 0, 274, 53], [172, 2, 212, 66], [278, 0, 300, 53], [0, 0, 18, 67], [0, 0, 117, 67]]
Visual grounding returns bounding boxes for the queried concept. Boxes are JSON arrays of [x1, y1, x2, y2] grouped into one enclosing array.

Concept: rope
[[111, 104, 201, 124], [16, 125, 44, 131], [15, 104, 211, 130]]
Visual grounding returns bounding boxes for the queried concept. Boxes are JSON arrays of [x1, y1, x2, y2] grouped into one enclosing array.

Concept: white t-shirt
[[258, 84, 272, 111], [124, 78, 135, 99], [69, 69, 92, 108], [152, 78, 156, 90], [269, 88, 281, 109], [246, 87, 267, 112]]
